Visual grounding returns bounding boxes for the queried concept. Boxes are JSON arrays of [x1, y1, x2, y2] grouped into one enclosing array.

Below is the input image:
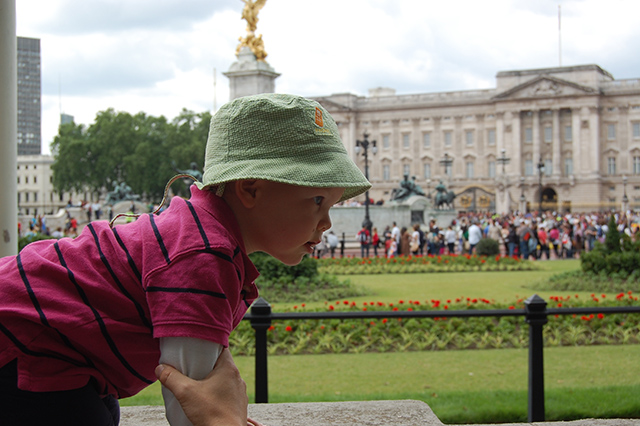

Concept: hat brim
[[196, 151, 371, 203]]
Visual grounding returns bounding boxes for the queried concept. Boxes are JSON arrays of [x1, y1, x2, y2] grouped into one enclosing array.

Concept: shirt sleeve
[[159, 336, 224, 426]]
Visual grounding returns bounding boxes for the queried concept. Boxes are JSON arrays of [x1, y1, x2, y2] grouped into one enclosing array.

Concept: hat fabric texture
[[196, 93, 371, 202]]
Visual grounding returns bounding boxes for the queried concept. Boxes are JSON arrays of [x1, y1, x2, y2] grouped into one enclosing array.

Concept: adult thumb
[[155, 364, 189, 394]]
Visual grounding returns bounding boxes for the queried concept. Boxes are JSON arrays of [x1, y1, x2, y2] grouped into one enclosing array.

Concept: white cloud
[[16, 0, 640, 154]]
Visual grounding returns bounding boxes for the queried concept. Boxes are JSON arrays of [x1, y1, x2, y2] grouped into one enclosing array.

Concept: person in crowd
[[326, 230, 339, 258], [0, 94, 370, 426], [467, 218, 483, 254], [371, 227, 380, 257], [548, 225, 561, 258], [400, 226, 411, 256], [537, 225, 549, 260], [410, 224, 421, 255], [356, 225, 371, 258], [444, 225, 457, 255]]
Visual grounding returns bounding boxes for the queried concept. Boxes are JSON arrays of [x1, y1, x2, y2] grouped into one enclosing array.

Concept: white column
[[571, 108, 581, 177], [552, 108, 561, 176], [511, 111, 522, 177], [0, 0, 17, 257], [532, 109, 540, 169], [589, 107, 601, 175]]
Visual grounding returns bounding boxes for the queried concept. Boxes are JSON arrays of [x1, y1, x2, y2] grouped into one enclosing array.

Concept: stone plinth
[[224, 47, 280, 100]]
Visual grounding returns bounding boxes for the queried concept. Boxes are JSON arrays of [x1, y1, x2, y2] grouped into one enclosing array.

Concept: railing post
[[340, 232, 345, 257], [250, 297, 271, 403], [525, 294, 548, 422]]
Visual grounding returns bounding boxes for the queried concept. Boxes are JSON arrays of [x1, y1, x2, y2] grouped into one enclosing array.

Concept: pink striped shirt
[[0, 187, 259, 398]]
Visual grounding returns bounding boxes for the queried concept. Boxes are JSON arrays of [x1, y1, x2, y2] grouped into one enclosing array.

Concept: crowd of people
[[316, 209, 640, 260]]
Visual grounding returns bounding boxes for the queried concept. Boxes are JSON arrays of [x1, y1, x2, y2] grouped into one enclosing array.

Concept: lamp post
[[537, 156, 545, 212], [497, 149, 511, 175], [355, 133, 377, 231], [622, 175, 629, 212], [439, 153, 453, 184], [520, 176, 527, 212]]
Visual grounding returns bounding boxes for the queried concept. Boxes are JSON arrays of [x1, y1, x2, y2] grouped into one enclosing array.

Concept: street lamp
[[537, 156, 545, 212], [622, 175, 629, 212], [497, 149, 511, 175], [520, 176, 526, 212], [439, 153, 453, 182], [355, 133, 377, 231]]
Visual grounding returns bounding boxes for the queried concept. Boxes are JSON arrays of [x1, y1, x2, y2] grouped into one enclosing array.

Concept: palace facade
[[314, 64, 640, 213]]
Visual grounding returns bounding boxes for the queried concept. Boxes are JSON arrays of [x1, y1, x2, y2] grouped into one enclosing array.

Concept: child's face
[[251, 182, 344, 265]]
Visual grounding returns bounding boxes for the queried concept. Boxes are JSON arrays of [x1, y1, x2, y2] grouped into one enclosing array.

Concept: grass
[[121, 259, 640, 422]]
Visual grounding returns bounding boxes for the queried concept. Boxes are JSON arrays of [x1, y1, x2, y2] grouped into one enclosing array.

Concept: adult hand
[[156, 348, 263, 426]]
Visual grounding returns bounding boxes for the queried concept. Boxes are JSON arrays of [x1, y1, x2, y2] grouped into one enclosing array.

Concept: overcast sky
[[16, 0, 640, 154]]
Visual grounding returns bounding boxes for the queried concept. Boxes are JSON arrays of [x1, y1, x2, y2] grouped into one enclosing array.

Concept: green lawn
[[122, 259, 640, 423]]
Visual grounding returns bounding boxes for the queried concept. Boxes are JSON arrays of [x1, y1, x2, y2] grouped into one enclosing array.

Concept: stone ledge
[[120, 401, 640, 426]]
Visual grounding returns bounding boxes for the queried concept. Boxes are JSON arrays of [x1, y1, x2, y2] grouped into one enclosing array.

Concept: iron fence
[[243, 294, 640, 423]]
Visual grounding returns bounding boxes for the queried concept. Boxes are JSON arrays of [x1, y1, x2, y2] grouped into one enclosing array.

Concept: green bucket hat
[[196, 93, 371, 202]]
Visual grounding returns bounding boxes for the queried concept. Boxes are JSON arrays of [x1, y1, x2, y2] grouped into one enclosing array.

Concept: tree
[[51, 108, 212, 203]]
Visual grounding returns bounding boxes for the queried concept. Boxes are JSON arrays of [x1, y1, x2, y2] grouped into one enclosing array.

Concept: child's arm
[[159, 337, 224, 426]]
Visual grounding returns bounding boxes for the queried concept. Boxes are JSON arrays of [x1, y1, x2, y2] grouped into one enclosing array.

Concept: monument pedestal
[[224, 46, 280, 100]]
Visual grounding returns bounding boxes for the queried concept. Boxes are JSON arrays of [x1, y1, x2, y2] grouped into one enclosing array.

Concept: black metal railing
[[243, 295, 640, 422]]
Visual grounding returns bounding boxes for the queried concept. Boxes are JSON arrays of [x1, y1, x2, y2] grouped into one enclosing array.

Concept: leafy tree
[[51, 108, 211, 203]]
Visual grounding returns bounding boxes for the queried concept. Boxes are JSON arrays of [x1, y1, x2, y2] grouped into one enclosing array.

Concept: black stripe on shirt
[[16, 253, 49, 327], [146, 286, 227, 299], [88, 224, 152, 330], [112, 227, 142, 282], [16, 253, 96, 368], [185, 200, 210, 250], [149, 213, 170, 265], [0, 322, 90, 368], [54, 242, 153, 386]]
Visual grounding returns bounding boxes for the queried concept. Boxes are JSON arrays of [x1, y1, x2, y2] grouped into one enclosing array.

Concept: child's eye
[[314, 196, 324, 206]]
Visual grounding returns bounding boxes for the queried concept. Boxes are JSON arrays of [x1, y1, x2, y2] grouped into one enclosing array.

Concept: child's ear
[[233, 179, 260, 208]]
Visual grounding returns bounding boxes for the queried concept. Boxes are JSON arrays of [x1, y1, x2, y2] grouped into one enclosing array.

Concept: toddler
[[0, 93, 370, 425]]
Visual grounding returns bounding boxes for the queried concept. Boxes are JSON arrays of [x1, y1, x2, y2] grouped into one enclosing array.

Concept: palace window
[[382, 134, 390, 149], [634, 156, 640, 175], [383, 164, 390, 181], [525, 160, 534, 176], [544, 126, 552, 143], [423, 132, 431, 148], [607, 157, 617, 175], [403, 164, 411, 177], [444, 131, 452, 147], [423, 163, 431, 179], [607, 124, 616, 140], [488, 161, 496, 178], [403, 133, 410, 149], [544, 159, 552, 177], [633, 123, 640, 139], [465, 130, 474, 147], [564, 158, 573, 176], [525, 127, 533, 143], [564, 125, 572, 142], [466, 161, 474, 178], [487, 129, 496, 146]]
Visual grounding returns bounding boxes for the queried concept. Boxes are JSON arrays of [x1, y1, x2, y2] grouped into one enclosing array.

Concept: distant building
[[17, 36, 41, 156], [315, 64, 640, 213], [60, 113, 74, 125], [17, 155, 87, 217]]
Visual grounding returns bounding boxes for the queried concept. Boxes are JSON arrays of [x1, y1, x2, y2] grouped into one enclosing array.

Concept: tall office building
[[17, 37, 41, 156]]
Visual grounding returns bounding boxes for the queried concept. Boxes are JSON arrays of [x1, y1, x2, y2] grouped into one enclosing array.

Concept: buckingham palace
[[314, 64, 640, 214]]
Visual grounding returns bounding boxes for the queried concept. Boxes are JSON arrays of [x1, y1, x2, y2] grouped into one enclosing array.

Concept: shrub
[[475, 238, 500, 256], [19, 233, 57, 252]]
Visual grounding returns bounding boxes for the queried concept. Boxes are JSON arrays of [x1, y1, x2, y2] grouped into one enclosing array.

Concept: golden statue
[[236, 0, 268, 61]]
